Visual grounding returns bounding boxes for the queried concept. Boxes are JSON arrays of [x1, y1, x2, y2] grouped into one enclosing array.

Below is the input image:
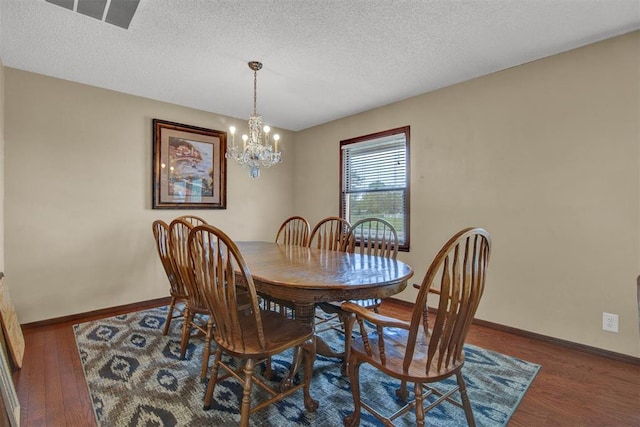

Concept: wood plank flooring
[[11, 299, 640, 426]]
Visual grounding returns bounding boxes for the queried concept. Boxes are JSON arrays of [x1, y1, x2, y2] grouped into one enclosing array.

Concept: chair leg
[[414, 382, 425, 427], [200, 318, 214, 382], [240, 358, 255, 427], [180, 309, 192, 359], [343, 353, 362, 427], [163, 297, 176, 336], [264, 356, 274, 380], [396, 380, 409, 400], [457, 371, 476, 427], [203, 348, 223, 410], [302, 338, 319, 412], [281, 347, 301, 390], [339, 312, 355, 376]]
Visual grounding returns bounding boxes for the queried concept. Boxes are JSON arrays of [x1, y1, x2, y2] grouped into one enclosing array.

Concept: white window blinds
[[341, 130, 409, 249]]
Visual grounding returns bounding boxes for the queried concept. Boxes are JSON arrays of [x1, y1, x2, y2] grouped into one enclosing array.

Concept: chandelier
[[226, 61, 282, 178]]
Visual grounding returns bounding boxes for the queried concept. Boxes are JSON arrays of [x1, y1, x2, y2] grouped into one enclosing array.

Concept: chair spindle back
[[188, 224, 265, 354], [308, 217, 351, 251], [152, 220, 185, 296], [407, 227, 491, 375], [176, 215, 207, 227], [343, 218, 398, 259], [169, 219, 208, 312], [275, 216, 311, 247]]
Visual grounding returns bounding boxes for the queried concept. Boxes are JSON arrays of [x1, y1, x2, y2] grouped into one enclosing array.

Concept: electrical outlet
[[602, 312, 619, 333]]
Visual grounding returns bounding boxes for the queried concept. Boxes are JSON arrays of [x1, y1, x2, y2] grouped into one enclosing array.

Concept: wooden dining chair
[[309, 217, 351, 337], [341, 227, 491, 426], [275, 216, 310, 246], [152, 220, 188, 336], [267, 216, 311, 317], [189, 224, 318, 426], [342, 217, 399, 311], [318, 217, 399, 374], [308, 216, 351, 251], [169, 218, 214, 382]]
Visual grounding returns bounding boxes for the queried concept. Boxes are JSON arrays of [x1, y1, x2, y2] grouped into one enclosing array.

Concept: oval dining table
[[235, 241, 414, 381]]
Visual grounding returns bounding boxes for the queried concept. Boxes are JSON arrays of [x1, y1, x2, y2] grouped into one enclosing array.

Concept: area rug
[[73, 306, 540, 426]]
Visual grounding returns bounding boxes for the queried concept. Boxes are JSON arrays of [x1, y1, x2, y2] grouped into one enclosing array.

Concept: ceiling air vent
[[45, 0, 140, 30]]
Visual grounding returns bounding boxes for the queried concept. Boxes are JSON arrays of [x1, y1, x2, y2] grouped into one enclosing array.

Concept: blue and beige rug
[[73, 306, 540, 426]]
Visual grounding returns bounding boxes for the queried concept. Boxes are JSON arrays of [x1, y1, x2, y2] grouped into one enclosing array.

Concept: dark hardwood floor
[[11, 299, 640, 426]]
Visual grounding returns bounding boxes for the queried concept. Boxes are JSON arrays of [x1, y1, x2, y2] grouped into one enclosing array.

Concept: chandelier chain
[[253, 68, 258, 115]]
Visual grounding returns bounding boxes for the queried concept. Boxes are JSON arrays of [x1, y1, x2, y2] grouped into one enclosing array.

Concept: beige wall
[[293, 32, 640, 357], [0, 58, 4, 273], [4, 71, 295, 323]]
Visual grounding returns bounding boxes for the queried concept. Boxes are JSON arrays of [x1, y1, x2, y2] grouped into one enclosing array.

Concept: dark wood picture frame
[[153, 119, 227, 209]]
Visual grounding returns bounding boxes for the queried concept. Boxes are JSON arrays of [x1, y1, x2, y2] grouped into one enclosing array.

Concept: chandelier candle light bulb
[[225, 61, 282, 178], [229, 126, 236, 147]]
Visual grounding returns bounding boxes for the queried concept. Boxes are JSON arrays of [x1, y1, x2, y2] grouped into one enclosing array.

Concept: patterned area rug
[[73, 306, 540, 426]]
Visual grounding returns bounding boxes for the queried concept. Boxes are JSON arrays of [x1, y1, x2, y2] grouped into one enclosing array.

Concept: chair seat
[[223, 310, 314, 359], [188, 303, 210, 316], [350, 328, 465, 383]]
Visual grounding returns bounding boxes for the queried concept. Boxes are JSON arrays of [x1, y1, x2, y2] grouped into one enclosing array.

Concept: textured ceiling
[[1, 0, 638, 131]]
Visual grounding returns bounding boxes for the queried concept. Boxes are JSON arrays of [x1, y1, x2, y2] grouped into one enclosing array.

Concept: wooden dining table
[[235, 241, 414, 368]]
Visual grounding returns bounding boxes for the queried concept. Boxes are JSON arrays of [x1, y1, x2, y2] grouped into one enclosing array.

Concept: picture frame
[[0, 339, 19, 427], [0, 273, 24, 369], [153, 119, 227, 209]]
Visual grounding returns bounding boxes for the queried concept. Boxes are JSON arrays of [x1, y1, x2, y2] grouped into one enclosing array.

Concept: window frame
[[339, 126, 410, 252]]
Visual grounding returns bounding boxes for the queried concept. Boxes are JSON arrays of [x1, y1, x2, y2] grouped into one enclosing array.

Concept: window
[[340, 126, 410, 251]]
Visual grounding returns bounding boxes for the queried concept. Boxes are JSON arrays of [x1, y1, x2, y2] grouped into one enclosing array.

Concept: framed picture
[[0, 339, 19, 427], [153, 119, 227, 209], [0, 274, 24, 369]]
